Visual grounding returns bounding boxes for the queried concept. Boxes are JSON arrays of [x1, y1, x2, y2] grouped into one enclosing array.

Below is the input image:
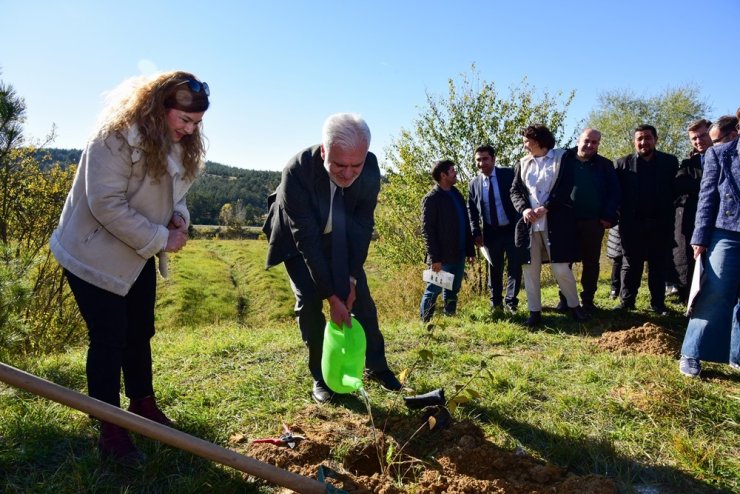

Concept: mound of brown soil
[[596, 323, 681, 357], [234, 405, 616, 493]]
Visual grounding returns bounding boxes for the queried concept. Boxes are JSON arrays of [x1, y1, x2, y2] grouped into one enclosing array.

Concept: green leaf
[[385, 442, 395, 464], [466, 389, 481, 399]]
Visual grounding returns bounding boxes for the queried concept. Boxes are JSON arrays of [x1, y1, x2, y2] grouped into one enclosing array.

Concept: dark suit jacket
[[467, 167, 519, 243], [262, 145, 380, 299], [562, 147, 620, 226], [615, 150, 679, 251], [674, 153, 703, 234], [673, 153, 703, 279], [421, 185, 475, 264]]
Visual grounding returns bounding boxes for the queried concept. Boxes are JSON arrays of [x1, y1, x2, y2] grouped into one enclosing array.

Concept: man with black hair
[[420, 160, 475, 321], [615, 125, 679, 314], [467, 145, 522, 314]]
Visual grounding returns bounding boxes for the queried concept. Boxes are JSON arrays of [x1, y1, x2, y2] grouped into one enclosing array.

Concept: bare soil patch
[[596, 323, 681, 357], [233, 405, 616, 493]]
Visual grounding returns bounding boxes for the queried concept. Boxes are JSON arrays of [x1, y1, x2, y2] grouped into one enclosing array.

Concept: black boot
[[525, 311, 542, 327]]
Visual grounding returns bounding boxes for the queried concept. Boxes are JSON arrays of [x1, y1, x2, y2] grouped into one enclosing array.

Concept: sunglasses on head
[[177, 78, 210, 97]]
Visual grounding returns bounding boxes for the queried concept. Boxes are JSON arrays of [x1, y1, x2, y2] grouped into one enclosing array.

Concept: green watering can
[[321, 317, 366, 394]]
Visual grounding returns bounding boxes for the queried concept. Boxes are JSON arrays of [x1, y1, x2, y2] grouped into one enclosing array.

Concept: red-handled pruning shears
[[252, 423, 305, 449]]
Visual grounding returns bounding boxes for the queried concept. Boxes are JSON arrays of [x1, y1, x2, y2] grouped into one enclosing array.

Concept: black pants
[[284, 253, 389, 383], [483, 223, 521, 307], [64, 259, 156, 407], [558, 219, 605, 305], [620, 222, 671, 308], [576, 219, 605, 303], [610, 256, 622, 294]]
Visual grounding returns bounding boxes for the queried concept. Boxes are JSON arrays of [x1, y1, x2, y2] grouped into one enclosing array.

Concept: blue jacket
[[691, 138, 740, 246]]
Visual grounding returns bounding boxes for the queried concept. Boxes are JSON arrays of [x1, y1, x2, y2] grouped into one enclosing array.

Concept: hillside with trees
[[36, 149, 280, 225]]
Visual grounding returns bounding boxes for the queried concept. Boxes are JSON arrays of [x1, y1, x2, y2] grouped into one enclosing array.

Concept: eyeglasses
[[177, 78, 210, 97]]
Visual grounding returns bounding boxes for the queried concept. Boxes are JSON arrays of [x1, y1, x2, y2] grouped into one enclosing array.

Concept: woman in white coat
[[50, 71, 209, 461]]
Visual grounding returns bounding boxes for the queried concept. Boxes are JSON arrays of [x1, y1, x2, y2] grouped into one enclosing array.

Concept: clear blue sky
[[3, 0, 739, 171]]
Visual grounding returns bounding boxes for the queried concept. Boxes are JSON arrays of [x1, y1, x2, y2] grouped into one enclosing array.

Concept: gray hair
[[321, 113, 371, 153]]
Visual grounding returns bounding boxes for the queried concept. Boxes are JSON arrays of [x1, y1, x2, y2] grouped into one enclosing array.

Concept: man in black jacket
[[467, 145, 522, 314], [615, 124, 679, 314], [420, 160, 475, 321], [556, 129, 619, 311], [671, 119, 713, 303]]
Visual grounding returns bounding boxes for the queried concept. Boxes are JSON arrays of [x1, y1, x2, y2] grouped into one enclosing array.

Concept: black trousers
[[284, 253, 389, 383], [575, 219, 605, 303], [620, 221, 671, 308], [65, 258, 156, 407], [483, 223, 521, 307], [558, 219, 605, 305]]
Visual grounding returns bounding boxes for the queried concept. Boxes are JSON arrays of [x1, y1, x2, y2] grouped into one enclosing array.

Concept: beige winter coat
[[50, 126, 195, 296]]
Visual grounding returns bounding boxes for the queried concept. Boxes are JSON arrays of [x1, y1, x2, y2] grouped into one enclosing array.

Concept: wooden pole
[[0, 362, 328, 494]]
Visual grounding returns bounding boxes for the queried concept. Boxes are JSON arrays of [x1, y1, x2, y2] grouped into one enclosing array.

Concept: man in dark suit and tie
[[467, 145, 522, 314], [262, 113, 401, 403]]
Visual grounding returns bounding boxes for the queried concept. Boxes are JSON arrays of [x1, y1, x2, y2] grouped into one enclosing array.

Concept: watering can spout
[[340, 375, 363, 391]]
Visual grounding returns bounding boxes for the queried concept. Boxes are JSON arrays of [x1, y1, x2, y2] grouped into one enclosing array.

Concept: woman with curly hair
[[50, 71, 210, 461]]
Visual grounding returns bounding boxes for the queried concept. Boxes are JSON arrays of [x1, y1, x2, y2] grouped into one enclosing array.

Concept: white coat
[[50, 126, 195, 296]]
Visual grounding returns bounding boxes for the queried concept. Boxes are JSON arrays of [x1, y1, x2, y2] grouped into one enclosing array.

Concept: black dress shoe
[[365, 369, 402, 391], [525, 311, 542, 327], [650, 305, 669, 316], [571, 305, 590, 322], [581, 301, 597, 312], [555, 299, 569, 313], [311, 380, 334, 404], [613, 303, 635, 312]]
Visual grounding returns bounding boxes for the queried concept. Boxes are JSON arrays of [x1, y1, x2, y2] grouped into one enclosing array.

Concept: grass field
[[1, 239, 738, 493]]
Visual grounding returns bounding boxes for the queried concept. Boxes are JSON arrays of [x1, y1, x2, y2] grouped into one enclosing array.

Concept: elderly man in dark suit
[[615, 124, 679, 314], [262, 113, 401, 403], [467, 145, 522, 314]]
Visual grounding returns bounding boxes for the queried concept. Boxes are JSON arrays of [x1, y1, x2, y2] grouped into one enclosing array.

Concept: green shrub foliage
[[375, 66, 575, 268]]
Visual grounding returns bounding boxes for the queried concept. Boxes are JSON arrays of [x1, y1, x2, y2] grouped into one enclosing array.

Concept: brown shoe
[[128, 396, 173, 427], [99, 421, 144, 463]]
